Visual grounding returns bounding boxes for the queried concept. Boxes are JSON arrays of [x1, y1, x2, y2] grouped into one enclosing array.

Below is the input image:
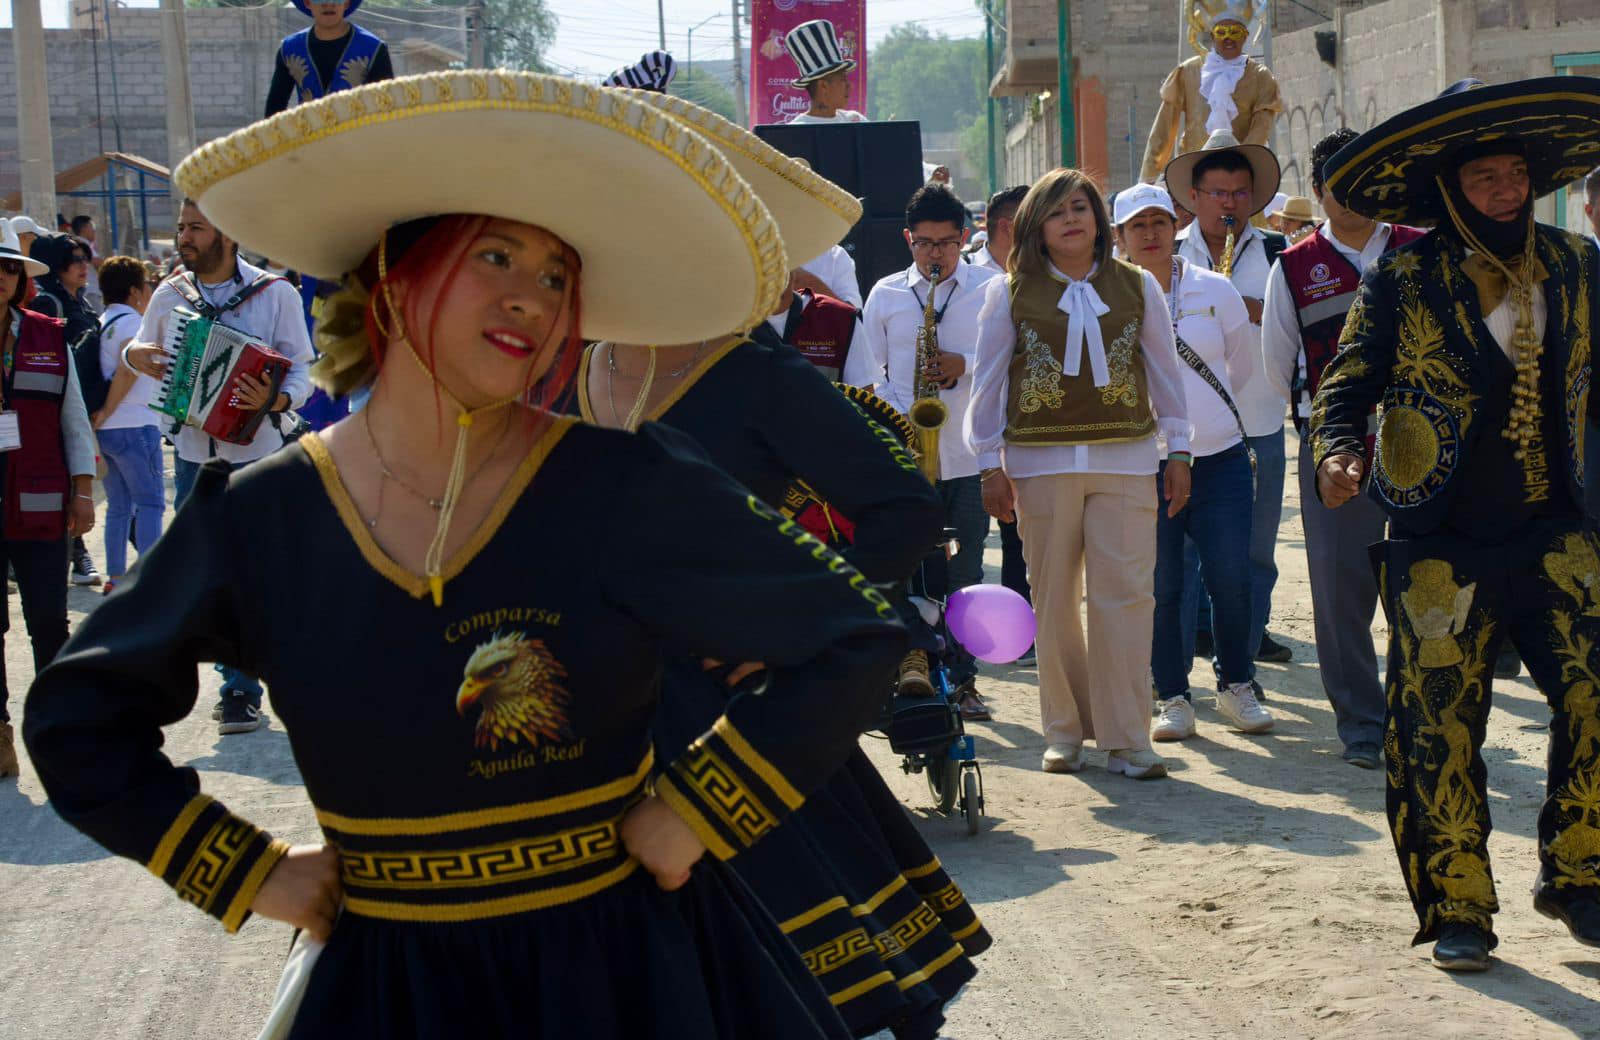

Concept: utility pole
[[12, 0, 57, 222], [468, 0, 487, 68], [656, 0, 666, 51], [101, 0, 127, 153], [731, 0, 747, 127], [1056, 0, 1075, 168], [159, 0, 197, 204], [985, 1, 997, 197]]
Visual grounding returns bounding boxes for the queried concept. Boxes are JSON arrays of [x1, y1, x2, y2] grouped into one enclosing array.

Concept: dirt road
[[2, 437, 1597, 1039]]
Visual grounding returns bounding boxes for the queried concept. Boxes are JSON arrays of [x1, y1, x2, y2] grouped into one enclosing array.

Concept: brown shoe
[[897, 650, 936, 697], [0, 722, 19, 779]]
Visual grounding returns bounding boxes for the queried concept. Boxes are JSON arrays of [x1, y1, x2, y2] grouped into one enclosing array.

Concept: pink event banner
[[749, 0, 866, 126]]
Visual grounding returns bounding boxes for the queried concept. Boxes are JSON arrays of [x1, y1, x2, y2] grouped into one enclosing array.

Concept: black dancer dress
[[577, 333, 993, 1040], [24, 416, 908, 1039]]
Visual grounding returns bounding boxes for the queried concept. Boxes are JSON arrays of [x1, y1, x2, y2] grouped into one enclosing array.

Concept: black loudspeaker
[[754, 120, 925, 302]]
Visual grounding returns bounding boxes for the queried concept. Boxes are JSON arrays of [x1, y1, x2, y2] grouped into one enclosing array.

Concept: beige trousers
[[1014, 471, 1156, 752]]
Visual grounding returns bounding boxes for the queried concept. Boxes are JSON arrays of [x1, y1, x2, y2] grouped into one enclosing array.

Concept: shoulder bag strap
[[1170, 258, 1255, 470]]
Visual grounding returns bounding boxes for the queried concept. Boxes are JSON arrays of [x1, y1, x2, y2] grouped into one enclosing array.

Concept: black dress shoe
[[1494, 644, 1521, 679], [1432, 922, 1492, 971], [1193, 629, 1213, 659], [1534, 887, 1600, 948]]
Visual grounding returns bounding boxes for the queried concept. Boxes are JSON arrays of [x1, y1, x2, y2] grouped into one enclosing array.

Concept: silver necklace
[[603, 340, 708, 427]]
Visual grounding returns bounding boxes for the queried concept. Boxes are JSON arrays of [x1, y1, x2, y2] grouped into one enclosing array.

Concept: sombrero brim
[[793, 60, 855, 87], [1325, 76, 1600, 225], [0, 247, 48, 278], [292, 0, 363, 15], [173, 72, 788, 345], [1164, 141, 1281, 217], [626, 90, 862, 266]]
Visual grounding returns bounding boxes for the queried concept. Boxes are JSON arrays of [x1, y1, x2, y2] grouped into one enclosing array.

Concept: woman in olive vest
[[966, 168, 1192, 779]]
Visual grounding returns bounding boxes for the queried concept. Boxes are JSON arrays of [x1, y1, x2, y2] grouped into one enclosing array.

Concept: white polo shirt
[[846, 260, 998, 481]]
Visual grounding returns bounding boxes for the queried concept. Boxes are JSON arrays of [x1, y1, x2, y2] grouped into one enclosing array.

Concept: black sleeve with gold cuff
[[148, 794, 290, 933]]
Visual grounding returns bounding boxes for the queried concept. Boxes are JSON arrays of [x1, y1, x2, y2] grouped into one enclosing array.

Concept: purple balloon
[[945, 585, 1037, 664]]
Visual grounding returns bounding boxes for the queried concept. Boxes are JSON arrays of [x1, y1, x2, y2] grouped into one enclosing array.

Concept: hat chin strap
[[377, 233, 524, 608]]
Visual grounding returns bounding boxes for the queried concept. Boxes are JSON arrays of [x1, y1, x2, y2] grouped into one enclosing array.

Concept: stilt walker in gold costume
[[1312, 77, 1600, 971]]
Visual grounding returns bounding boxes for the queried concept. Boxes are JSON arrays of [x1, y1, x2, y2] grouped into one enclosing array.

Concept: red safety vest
[[780, 290, 858, 381], [1282, 224, 1427, 438], [4, 310, 71, 541]]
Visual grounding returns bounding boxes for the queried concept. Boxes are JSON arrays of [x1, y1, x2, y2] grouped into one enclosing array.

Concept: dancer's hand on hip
[[622, 795, 707, 892], [251, 844, 343, 941]]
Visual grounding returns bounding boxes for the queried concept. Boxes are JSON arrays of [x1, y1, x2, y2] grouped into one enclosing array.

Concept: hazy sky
[[4, 0, 988, 78]]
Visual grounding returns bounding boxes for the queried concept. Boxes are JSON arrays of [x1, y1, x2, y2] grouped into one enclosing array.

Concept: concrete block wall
[[1, 5, 462, 247]]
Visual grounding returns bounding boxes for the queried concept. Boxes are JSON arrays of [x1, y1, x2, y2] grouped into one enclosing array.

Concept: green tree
[[670, 67, 737, 123], [866, 24, 985, 134]]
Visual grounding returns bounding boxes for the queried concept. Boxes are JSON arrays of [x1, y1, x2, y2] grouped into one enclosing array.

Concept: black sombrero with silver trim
[[1324, 76, 1600, 226]]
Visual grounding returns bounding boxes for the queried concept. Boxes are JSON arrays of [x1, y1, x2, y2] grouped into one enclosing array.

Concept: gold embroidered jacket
[[1309, 224, 1598, 535]]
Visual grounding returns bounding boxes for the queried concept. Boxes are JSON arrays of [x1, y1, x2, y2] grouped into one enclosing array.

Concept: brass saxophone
[[1218, 215, 1238, 277], [908, 264, 949, 484]]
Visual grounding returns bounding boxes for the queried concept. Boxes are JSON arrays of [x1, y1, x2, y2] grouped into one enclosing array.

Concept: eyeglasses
[[1212, 24, 1248, 43], [1195, 188, 1254, 204], [0, 260, 23, 276], [910, 237, 963, 253], [68, 254, 91, 265]]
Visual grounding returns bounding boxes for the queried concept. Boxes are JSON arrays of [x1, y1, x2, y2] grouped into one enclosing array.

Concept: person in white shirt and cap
[[8, 216, 46, 258], [1115, 182, 1270, 741], [1263, 191, 1289, 232], [1140, 0, 1283, 182], [1167, 127, 1294, 676], [785, 20, 866, 125], [847, 183, 997, 719], [966, 168, 1192, 779]]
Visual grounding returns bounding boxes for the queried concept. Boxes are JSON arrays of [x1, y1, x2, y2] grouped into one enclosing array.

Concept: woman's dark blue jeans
[[1152, 442, 1254, 701]]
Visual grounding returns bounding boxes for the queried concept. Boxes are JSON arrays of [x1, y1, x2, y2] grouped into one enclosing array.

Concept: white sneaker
[[1041, 743, 1084, 773], [1152, 697, 1196, 741], [1215, 681, 1275, 733], [1106, 748, 1168, 779]]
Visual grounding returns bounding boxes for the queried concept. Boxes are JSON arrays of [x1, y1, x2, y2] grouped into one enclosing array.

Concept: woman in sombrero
[[579, 91, 990, 1040], [1312, 75, 1600, 971], [22, 72, 910, 1037]]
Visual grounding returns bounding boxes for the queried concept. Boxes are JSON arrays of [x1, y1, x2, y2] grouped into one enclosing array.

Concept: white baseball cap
[[1112, 183, 1177, 226], [9, 215, 46, 238]]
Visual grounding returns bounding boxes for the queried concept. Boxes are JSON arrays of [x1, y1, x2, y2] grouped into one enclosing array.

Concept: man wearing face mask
[[1312, 77, 1600, 972], [1140, 1, 1282, 183]]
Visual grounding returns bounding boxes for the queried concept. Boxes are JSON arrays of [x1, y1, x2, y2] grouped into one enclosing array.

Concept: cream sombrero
[[1164, 129, 1281, 218], [1324, 76, 1600, 226], [172, 71, 788, 345], [622, 89, 862, 266]]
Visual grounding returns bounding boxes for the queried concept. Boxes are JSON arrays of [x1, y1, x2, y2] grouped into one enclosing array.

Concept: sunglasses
[[0, 259, 23, 276], [1212, 24, 1248, 43]]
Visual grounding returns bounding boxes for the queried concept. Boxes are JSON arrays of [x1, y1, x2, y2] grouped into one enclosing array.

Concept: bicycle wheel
[[926, 752, 959, 813], [962, 769, 981, 835]]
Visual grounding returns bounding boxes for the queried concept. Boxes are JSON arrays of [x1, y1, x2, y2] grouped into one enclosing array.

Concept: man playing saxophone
[[848, 184, 999, 719], [1166, 129, 1295, 678]]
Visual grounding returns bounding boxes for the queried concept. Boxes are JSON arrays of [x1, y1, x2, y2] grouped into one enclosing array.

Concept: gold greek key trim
[[222, 838, 291, 934], [654, 773, 739, 861], [300, 416, 574, 602], [802, 926, 878, 976], [671, 739, 780, 846], [174, 72, 787, 332], [316, 751, 653, 836], [147, 794, 214, 878], [175, 814, 258, 913], [342, 857, 641, 922], [711, 716, 804, 811], [924, 879, 968, 914], [341, 820, 621, 891]]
